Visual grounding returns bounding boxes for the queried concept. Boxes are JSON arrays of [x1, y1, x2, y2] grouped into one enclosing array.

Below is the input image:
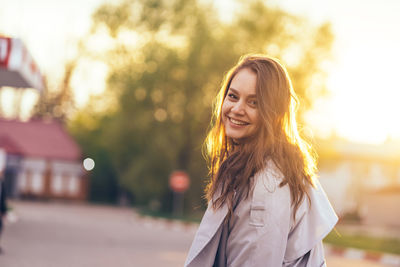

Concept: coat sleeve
[[283, 241, 326, 267], [283, 180, 338, 266]]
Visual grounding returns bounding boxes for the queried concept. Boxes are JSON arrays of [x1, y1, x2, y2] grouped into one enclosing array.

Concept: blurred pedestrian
[[0, 149, 7, 254], [185, 55, 338, 267]]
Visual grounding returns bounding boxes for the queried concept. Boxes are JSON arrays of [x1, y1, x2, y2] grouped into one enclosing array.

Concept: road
[[0, 200, 389, 267]]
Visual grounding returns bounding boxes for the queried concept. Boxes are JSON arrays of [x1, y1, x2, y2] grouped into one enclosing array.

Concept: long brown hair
[[204, 54, 317, 218]]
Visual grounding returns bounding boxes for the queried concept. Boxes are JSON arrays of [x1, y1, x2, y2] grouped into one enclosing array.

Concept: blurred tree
[[32, 60, 77, 124], [70, 0, 334, 211], [69, 111, 120, 203]]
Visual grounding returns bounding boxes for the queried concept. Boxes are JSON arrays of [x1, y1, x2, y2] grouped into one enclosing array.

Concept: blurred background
[[0, 0, 399, 266]]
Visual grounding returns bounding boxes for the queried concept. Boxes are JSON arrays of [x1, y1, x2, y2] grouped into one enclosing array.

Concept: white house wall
[[52, 161, 83, 175], [16, 157, 84, 198], [51, 160, 83, 197], [319, 161, 354, 215], [319, 158, 400, 225], [51, 172, 63, 195], [366, 163, 388, 189], [18, 157, 46, 194]]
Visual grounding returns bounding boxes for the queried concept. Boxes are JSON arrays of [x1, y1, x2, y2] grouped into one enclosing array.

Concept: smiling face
[[222, 68, 260, 142]]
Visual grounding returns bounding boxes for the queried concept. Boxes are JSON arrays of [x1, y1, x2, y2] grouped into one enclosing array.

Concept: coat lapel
[[185, 200, 228, 266]]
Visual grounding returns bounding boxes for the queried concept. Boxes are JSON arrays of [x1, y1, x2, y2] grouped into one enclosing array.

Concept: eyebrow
[[228, 87, 257, 98]]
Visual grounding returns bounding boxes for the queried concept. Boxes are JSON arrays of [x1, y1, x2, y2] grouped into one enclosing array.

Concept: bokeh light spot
[[83, 158, 95, 171], [154, 108, 167, 122]]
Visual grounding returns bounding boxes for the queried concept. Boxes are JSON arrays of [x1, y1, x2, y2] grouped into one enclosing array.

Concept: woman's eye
[[228, 93, 238, 99], [249, 100, 257, 106]]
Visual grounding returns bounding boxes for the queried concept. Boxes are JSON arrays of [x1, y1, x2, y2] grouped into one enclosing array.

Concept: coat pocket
[[249, 203, 266, 227]]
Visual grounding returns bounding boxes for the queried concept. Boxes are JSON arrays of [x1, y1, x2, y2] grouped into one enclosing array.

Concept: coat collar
[[185, 166, 270, 266], [185, 160, 277, 266], [184, 199, 228, 266]]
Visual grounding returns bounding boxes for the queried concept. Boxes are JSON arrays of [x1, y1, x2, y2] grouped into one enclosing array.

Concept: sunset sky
[[0, 0, 399, 145]]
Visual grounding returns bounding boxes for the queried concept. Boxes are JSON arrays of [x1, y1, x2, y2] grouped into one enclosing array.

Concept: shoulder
[[284, 179, 338, 262], [252, 158, 337, 231], [252, 159, 290, 203], [254, 159, 337, 218]]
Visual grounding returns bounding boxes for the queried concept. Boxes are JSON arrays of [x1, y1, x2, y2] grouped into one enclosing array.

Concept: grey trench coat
[[184, 160, 338, 267]]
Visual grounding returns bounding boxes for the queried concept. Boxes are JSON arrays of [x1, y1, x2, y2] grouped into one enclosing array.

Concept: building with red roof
[[0, 118, 87, 200]]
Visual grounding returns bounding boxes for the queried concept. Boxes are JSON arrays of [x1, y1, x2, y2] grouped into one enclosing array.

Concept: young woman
[[184, 55, 337, 267]]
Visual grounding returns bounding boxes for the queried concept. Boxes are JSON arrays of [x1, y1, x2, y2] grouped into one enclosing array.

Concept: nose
[[231, 100, 246, 115]]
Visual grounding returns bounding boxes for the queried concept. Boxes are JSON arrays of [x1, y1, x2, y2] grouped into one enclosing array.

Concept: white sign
[[0, 36, 44, 90]]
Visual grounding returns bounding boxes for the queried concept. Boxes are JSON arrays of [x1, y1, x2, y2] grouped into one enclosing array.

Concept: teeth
[[230, 118, 247, 125]]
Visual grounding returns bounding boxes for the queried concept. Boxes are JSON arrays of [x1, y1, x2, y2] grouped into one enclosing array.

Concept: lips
[[228, 116, 249, 126]]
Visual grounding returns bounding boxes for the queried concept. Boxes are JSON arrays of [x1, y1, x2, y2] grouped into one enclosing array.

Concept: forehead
[[230, 68, 257, 95]]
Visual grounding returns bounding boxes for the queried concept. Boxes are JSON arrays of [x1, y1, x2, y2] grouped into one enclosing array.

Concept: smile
[[229, 117, 249, 126]]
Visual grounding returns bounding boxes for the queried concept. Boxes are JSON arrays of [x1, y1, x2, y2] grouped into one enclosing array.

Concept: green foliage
[[70, 0, 334, 212], [324, 230, 400, 255], [68, 113, 119, 203]]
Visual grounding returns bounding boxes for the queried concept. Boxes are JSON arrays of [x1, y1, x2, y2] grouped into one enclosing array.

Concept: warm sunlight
[[304, 21, 400, 144], [327, 52, 400, 144], [1, 0, 400, 145], [2, 2, 400, 266]]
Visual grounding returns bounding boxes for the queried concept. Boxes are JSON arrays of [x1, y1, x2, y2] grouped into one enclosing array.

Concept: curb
[[322, 245, 400, 266]]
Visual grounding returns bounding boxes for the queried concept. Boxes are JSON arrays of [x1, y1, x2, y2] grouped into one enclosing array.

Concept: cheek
[[250, 110, 261, 128], [221, 99, 230, 115], [221, 101, 228, 123]]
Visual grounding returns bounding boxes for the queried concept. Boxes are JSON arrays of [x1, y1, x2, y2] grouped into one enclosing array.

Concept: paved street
[[0, 201, 390, 267]]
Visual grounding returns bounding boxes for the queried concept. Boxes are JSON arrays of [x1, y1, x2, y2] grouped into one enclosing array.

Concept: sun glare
[[307, 39, 400, 145], [1, 0, 400, 145]]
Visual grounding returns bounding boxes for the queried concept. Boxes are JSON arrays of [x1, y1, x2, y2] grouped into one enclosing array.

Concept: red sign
[[169, 170, 190, 193]]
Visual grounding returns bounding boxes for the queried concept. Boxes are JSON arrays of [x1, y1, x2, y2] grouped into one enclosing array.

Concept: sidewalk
[[2, 200, 400, 267]]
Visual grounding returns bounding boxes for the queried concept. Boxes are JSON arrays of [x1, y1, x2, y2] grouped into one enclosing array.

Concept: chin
[[226, 130, 258, 143], [226, 131, 248, 140]]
